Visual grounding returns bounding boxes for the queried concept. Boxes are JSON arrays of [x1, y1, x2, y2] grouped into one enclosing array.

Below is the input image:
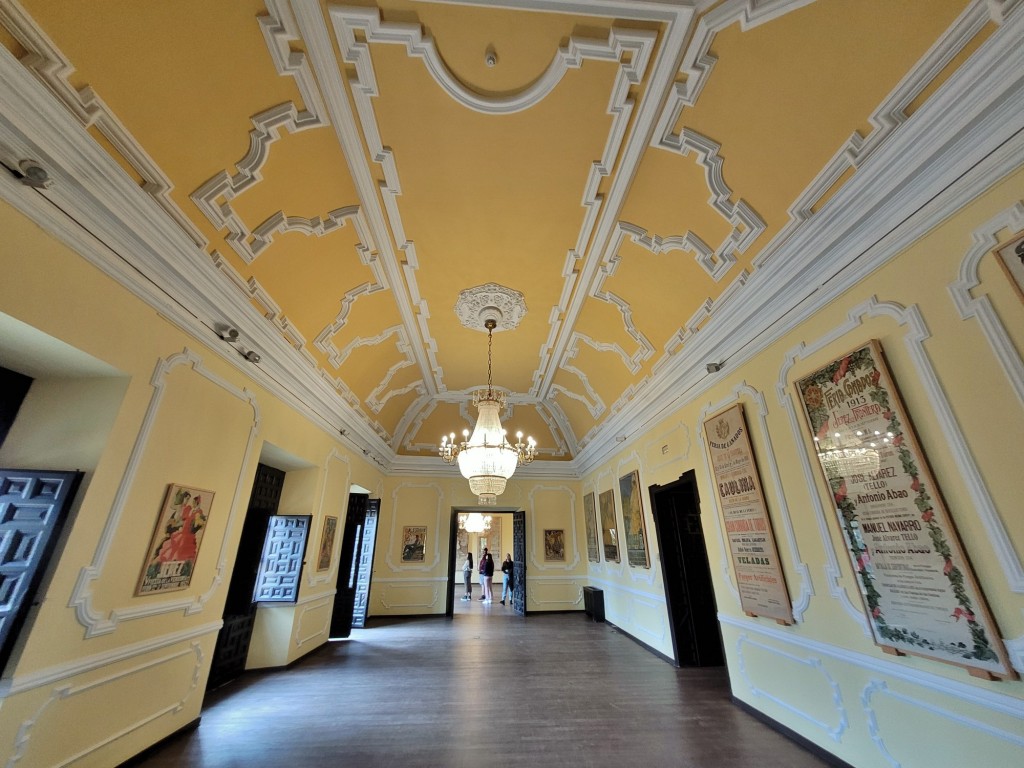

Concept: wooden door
[[650, 472, 724, 667], [512, 509, 526, 615], [252, 515, 310, 602], [208, 463, 283, 690], [330, 493, 367, 639], [350, 499, 378, 629], [0, 469, 82, 672]]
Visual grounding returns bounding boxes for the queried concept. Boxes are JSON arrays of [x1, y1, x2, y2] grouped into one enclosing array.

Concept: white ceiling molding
[[454, 283, 527, 332], [647, 128, 766, 280], [0, 0, 208, 247], [329, 6, 656, 115], [574, 7, 1024, 476], [260, 0, 329, 126]]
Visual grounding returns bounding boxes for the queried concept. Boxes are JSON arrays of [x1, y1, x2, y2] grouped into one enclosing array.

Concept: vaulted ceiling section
[[0, 0, 998, 470]]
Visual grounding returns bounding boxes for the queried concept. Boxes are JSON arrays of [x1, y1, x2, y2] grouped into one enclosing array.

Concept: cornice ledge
[[387, 455, 579, 481]]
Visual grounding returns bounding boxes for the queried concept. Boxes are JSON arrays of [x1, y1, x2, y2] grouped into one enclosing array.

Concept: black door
[[350, 499, 378, 629], [252, 515, 311, 602], [208, 463, 284, 690], [650, 471, 724, 667], [330, 493, 368, 639], [512, 509, 526, 615], [0, 469, 82, 673]]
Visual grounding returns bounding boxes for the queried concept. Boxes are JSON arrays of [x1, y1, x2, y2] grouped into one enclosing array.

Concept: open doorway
[[446, 508, 523, 616], [649, 471, 724, 667]]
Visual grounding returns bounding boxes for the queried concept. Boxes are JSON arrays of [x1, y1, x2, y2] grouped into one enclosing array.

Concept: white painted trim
[[735, 632, 848, 743], [377, 583, 440, 610], [527, 485, 580, 570], [307, 449, 351, 587], [0, 620, 221, 699], [385, 482, 444, 572], [67, 348, 259, 637], [720, 613, 1024, 717]]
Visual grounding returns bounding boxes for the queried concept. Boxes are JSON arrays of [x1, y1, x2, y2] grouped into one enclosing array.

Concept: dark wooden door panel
[[330, 493, 367, 638], [0, 469, 82, 672], [512, 509, 525, 615], [252, 515, 310, 602], [351, 500, 378, 629]]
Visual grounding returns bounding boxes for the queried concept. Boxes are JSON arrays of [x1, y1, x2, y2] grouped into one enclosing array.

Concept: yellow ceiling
[[2, 0, 986, 461]]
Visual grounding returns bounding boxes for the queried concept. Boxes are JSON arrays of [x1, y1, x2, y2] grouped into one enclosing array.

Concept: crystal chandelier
[[459, 512, 492, 533], [439, 318, 536, 504]]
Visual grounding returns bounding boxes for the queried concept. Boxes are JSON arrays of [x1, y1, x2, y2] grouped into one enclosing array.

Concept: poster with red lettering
[[704, 403, 793, 624], [796, 340, 1014, 678]]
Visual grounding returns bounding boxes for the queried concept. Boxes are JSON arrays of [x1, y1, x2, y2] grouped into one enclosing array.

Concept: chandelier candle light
[[439, 318, 536, 504]]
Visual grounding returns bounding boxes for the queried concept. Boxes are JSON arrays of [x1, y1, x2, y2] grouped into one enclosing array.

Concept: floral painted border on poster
[[703, 405, 792, 623], [796, 340, 1014, 679], [401, 526, 426, 563], [599, 489, 619, 563], [136, 484, 214, 595], [618, 471, 650, 568], [583, 492, 601, 563], [316, 516, 338, 572]]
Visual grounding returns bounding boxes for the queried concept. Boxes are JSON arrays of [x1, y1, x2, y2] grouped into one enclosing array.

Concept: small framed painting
[[599, 489, 619, 563], [401, 526, 426, 563], [618, 470, 650, 568], [544, 529, 566, 561], [316, 516, 338, 571]]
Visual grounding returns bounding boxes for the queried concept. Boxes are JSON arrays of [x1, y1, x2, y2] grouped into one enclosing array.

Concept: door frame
[[445, 507, 520, 618]]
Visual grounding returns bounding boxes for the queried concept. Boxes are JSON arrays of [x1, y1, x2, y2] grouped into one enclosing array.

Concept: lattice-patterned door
[[252, 515, 311, 602], [512, 509, 526, 615], [0, 469, 82, 672], [351, 499, 379, 629]]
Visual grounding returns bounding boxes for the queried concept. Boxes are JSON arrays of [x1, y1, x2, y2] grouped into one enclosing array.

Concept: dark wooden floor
[[133, 597, 830, 768]]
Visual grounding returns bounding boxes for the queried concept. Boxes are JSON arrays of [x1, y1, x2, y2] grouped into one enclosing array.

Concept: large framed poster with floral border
[[795, 340, 1015, 679], [618, 470, 650, 568], [703, 404, 792, 623]]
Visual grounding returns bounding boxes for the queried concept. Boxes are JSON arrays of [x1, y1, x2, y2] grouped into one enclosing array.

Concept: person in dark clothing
[[500, 553, 514, 605], [481, 550, 495, 602]]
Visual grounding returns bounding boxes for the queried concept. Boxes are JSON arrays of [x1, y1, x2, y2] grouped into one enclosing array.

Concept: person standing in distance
[[478, 548, 489, 600], [483, 550, 495, 603], [500, 553, 514, 605], [461, 552, 474, 601]]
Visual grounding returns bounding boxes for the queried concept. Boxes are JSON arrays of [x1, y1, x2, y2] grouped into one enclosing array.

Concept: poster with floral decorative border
[[795, 340, 1014, 679], [703, 404, 792, 623], [136, 484, 214, 595], [618, 470, 650, 568], [583, 492, 601, 563]]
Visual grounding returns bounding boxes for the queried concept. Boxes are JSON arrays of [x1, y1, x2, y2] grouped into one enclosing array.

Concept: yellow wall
[[578, 168, 1024, 765], [0, 199, 383, 766], [372, 476, 583, 615]]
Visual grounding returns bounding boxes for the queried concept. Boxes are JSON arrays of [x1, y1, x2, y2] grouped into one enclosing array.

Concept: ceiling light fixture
[[439, 318, 536, 505], [459, 512, 492, 534]]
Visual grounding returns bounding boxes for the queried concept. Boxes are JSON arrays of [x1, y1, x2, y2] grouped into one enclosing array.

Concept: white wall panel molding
[[384, 482, 444, 573], [735, 632, 848, 743], [7, 641, 204, 767], [68, 349, 259, 638], [527, 485, 580, 571], [526, 577, 585, 608], [294, 595, 333, 648], [862, 679, 1024, 768], [0, 620, 221, 699], [949, 201, 1024, 407], [306, 449, 351, 587], [376, 582, 441, 611], [642, 419, 692, 478], [586, 575, 665, 603], [642, 129, 767, 282], [700, 385, 814, 617], [722, 614, 1024, 715], [0, 0, 208, 247]]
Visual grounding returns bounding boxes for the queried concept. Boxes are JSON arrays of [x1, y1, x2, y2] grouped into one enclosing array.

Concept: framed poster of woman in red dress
[[136, 484, 214, 595]]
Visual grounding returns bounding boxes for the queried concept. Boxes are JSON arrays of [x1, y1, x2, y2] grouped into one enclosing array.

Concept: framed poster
[[544, 529, 566, 561], [583, 492, 601, 563], [618, 471, 650, 568], [703, 404, 792, 623], [401, 526, 426, 563], [995, 231, 1024, 301], [315, 516, 338, 571], [136, 484, 214, 595], [796, 340, 1014, 678], [599, 489, 620, 563]]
